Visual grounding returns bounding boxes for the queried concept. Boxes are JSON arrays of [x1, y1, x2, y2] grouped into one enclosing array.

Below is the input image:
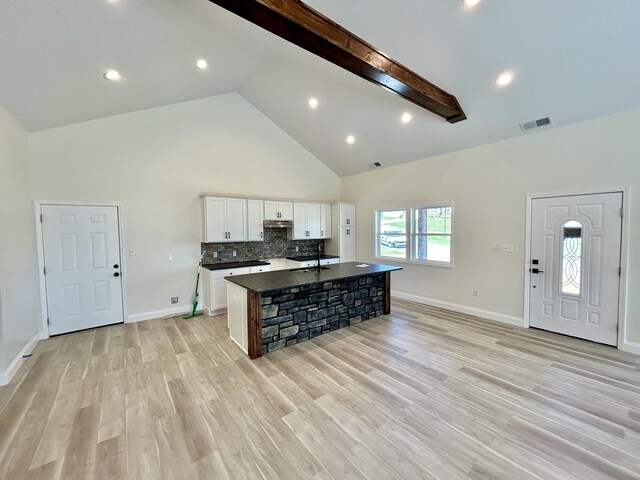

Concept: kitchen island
[[225, 262, 401, 358]]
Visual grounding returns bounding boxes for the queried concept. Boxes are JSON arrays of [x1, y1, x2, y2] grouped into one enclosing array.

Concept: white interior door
[[42, 205, 124, 335], [529, 193, 622, 345]]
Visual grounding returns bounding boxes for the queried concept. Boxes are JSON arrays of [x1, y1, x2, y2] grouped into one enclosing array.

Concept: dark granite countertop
[[202, 260, 270, 271], [225, 262, 402, 293], [285, 254, 341, 262]]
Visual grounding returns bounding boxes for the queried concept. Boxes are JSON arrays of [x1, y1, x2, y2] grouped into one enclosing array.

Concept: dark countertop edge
[[285, 254, 341, 261], [202, 260, 270, 270], [225, 262, 402, 293]]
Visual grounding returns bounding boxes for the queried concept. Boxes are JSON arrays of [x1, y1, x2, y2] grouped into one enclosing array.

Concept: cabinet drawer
[[249, 266, 271, 273], [210, 267, 251, 279], [320, 258, 340, 265]]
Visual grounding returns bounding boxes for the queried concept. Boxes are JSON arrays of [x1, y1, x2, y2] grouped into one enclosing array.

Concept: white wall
[[29, 93, 340, 321], [0, 103, 40, 373], [342, 108, 640, 349]]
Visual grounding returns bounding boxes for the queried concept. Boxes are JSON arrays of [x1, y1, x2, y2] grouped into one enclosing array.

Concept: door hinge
[[43, 266, 46, 275], [40, 214, 43, 223], [619, 266, 622, 276], [47, 317, 50, 326], [620, 208, 624, 218]]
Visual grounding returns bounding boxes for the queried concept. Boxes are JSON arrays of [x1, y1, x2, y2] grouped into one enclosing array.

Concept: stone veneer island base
[[225, 262, 401, 358]]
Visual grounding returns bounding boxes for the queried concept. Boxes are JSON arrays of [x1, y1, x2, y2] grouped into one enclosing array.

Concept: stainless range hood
[[263, 219, 294, 228]]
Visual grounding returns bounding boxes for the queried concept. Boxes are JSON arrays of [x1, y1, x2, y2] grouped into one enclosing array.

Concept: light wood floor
[[1, 298, 639, 479]]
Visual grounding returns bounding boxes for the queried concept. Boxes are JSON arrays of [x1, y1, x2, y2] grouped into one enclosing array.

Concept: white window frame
[[410, 203, 454, 268], [375, 207, 409, 261], [375, 202, 454, 268]]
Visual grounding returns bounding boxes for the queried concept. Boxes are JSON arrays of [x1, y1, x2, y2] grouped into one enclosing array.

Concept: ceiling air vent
[[519, 116, 552, 132], [368, 162, 382, 169]]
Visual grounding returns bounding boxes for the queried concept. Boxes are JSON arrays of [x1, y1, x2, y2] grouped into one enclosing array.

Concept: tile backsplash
[[202, 227, 324, 264]]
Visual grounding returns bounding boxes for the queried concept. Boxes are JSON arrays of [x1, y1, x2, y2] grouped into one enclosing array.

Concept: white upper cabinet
[[292, 202, 323, 239], [247, 199, 264, 242], [203, 197, 227, 242], [321, 204, 332, 239], [307, 203, 321, 238], [202, 196, 247, 242], [338, 203, 356, 226], [264, 201, 293, 221], [293, 202, 308, 239]]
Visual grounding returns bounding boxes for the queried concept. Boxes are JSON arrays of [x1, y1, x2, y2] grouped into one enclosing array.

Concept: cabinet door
[[226, 198, 247, 241], [307, 203, 322, 238], [264, 201, 279, 220], [293, 203, 308, 239], [211, 277, 229, 310], [247, 199, 264, 241], [204, 197, 227, 242], [321, 204, 332, 238], [340, 204, 356, 226], [340, 227, 356, 262], [278, 202, 293, 221]]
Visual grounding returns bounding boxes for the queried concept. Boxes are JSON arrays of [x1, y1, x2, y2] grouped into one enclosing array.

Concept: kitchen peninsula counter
[[225, 262, 401, 358]]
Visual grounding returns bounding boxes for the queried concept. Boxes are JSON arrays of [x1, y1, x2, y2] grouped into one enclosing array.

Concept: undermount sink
[[288, 266, 331, 273]]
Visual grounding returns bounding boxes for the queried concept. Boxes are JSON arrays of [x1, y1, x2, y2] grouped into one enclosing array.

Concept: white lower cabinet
[[202, 267, 251, 315]]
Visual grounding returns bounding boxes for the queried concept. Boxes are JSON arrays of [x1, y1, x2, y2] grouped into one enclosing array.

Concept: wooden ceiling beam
[[208, 0, 466, 123]]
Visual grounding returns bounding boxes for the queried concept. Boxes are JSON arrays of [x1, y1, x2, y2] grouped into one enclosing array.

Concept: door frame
[[523, 187, 630, 350], [34, 201, 128, 339]]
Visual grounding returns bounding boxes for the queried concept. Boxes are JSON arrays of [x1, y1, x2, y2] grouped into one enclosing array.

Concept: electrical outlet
[[213, 251, 218, 258], [232, 250, 237, 257], [170, 296, 179, 304], [168, 254, 174, 261], [129, 248, 136, 256], [473, 289, 480, 297]]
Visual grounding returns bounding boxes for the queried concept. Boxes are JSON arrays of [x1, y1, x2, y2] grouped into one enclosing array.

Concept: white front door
[[529, 193, 622, 345], [42, 205, 124, 335]]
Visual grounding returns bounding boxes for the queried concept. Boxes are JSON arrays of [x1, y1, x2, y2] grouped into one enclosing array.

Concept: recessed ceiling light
[[103, 69, 121, 81], [496, 71, 514, 87], [401, 112, 412, 124], [462, 0, 481, 8], [346, 135, 355, 145], [308, 97, 319, 109], [196, 59, 208, 69]]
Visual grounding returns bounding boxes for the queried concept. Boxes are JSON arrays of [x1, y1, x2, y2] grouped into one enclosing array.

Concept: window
[[413, 205, 452, 264], [375, 203, 453, 267], [561, 220, 582, 295], [376, 209, 407, 259]]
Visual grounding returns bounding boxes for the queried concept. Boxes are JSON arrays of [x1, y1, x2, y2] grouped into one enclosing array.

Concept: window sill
[[374, 256, 454, 269]]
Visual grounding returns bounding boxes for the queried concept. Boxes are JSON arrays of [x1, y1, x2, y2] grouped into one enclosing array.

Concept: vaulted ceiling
[[1, 0, 639, 176]]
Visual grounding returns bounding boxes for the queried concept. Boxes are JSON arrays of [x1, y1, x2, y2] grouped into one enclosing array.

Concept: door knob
[[114, 272, 120, 277], [530, 268, 544, 274], [113, 264, 119, 269]]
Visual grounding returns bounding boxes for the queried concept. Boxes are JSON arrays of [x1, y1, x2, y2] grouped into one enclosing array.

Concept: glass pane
[[415, 206, 452, 234], [379, 210, 406, 258], [415, 235, 451, 263], [562, 220, 582, 295]]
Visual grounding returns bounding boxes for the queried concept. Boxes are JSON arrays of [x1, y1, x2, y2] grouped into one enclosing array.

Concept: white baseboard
[[0, 332, 41, 386], [127, 305, 194, 323], [391, 290, 525, 327], [621, 340, 640, 355]]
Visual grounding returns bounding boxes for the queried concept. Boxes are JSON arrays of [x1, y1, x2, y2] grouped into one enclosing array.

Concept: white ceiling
[[1, 0, 639, 176]]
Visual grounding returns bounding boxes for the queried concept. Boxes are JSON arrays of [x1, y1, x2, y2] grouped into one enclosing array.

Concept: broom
[[183, 252, 206, 319]]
